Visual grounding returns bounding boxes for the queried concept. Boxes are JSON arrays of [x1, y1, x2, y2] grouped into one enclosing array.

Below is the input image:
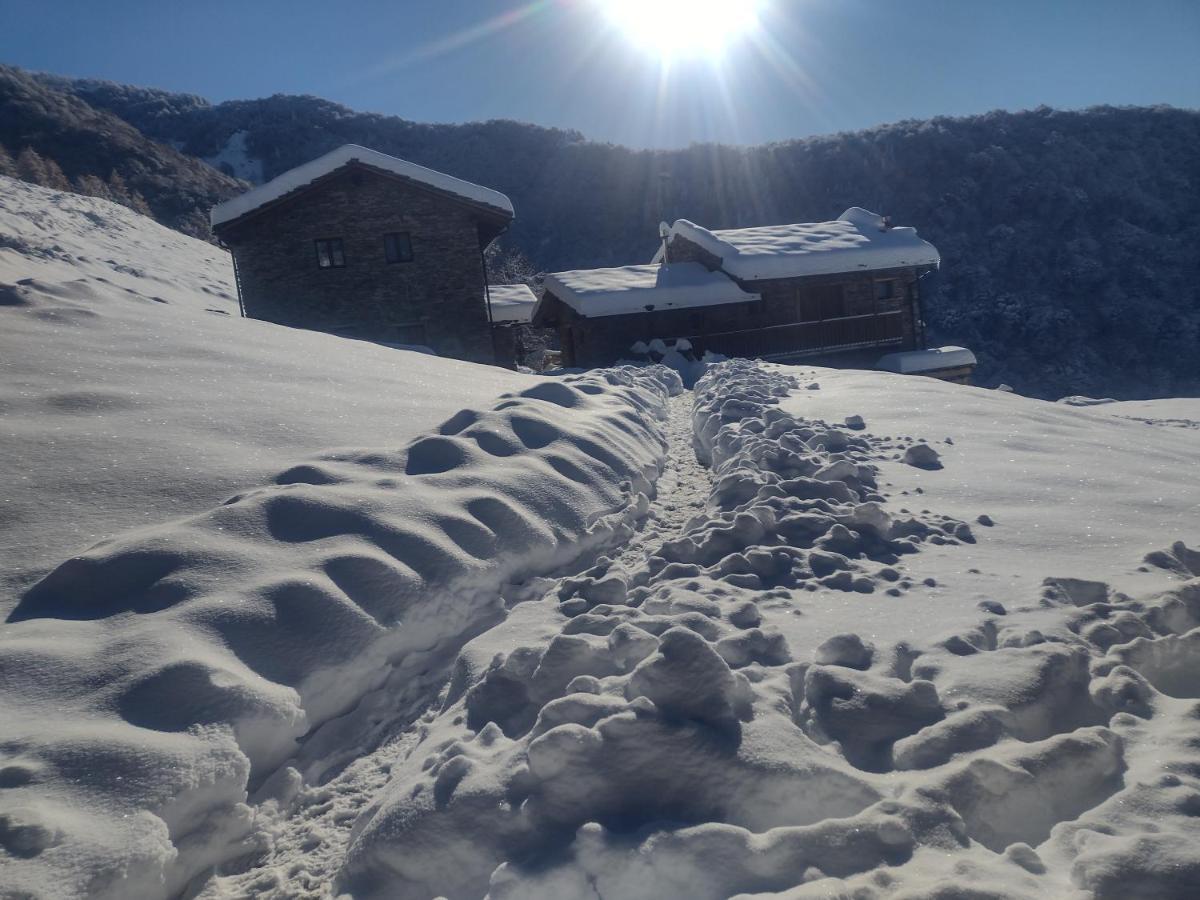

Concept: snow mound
[[336, 360, 1200, 899], [0, 365, 675, 898], [664, 208, 940, 281], [337, 361, 981, 898], [0, 176, 538, 609]]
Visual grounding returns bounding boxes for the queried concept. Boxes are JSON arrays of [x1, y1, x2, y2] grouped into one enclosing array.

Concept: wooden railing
[[686, 312, 904, 361]]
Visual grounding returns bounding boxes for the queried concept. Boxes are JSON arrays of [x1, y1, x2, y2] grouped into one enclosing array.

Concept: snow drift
[[0, 176, 539, 609], [0, 367, 675, 898]]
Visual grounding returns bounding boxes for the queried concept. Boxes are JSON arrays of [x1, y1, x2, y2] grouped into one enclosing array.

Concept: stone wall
[[220, 165, 500, 363]]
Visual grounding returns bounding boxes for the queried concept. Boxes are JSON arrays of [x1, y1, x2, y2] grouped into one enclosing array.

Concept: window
[[315, 238, 345, 269], [384, 232, 414, 264], [797, 284, 846, 321], [875, 279, 897, 301]]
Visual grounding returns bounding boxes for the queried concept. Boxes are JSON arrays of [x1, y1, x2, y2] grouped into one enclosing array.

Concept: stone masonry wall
[[221, 166, 499, 363]]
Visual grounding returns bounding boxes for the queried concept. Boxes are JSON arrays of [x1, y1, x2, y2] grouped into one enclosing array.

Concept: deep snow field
[[0, 177, 539, 608], [3, 178, 1200, 900]]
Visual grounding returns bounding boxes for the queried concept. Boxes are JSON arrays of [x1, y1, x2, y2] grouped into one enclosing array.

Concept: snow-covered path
[[5, 356, 1200, 899], [199, 392, 710, 899]]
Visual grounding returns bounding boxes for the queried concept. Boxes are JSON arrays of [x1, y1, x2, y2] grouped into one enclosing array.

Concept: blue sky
[[1, 0, 1197, 148]]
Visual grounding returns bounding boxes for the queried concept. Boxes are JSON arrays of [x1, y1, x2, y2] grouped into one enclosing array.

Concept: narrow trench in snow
[[197, 390, 707, 899]]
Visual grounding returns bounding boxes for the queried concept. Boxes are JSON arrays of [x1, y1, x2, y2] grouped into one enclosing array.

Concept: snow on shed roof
[[662, 208, 939, 280], [211, 144, 514, 228], [488, 284, 537, 324], [541, 262, 759, 319], [877, 345, 977, 374]]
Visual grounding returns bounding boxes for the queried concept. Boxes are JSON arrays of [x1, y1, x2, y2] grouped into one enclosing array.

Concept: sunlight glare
[[600, 0, 765, 60]]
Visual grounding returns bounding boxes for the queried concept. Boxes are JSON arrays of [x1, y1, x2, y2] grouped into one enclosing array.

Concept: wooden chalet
[[533, 208, 941, 369], [211, 145, 514, 363]]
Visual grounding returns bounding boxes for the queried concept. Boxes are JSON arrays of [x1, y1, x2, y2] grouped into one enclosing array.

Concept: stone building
[[210, 145, 514, 363], [533, 208, 941, 369]]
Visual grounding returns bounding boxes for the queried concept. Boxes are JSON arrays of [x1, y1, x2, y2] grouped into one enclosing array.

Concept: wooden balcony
[[686, 311, 905, 361]]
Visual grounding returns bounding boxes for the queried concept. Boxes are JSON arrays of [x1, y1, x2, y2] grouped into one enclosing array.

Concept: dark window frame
[[874, 279, 898, 301], [383, 231, 414, 264], [315, 237, 345, 269]]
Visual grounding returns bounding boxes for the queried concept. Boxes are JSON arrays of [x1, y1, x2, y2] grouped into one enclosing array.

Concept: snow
[[202, 130, 264, 184], [5, 176, 1200, 899], [210, 144, 514, 228], [663, 207, 940, 280], [0, 176, 534, 609], [877, 344, 977, 374], [487, 283, 537, 324], [540, 262, 758, 318], [1084, 397, 1200, 431], [2, 180, 681, 898]]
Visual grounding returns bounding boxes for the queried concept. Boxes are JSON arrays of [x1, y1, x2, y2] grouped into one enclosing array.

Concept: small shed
[[532, 262, 759, 368], [877, 346, 977, 384], [487, 283, 538, 367]]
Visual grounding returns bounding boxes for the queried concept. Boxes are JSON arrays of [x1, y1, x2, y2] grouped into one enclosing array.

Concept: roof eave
[[211, 160, 514, 236]]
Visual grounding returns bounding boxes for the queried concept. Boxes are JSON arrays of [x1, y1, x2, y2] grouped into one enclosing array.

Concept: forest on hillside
[[4, 66, 1198, 399]]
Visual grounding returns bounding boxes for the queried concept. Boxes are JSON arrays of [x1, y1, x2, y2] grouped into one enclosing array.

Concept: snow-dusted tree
[[485, 240, 538, 286], [0, 143, 16, 177], [40, 155, 72, 191], [73, 173, 113, 200], [106, 168, 132, 203], [15, 146, 50, 185], [125, 190, 154, 217]]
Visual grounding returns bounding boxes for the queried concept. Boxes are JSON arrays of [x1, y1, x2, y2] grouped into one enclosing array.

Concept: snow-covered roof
[[660, 208, 939, 280], [541, 262, 759, 319], [488, 284, 537, 324], [211, 144, 514, 228], [876, 345, 977, 374]]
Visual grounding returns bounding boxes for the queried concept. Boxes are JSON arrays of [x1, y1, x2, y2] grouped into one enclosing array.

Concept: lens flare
[[600, 0, 765, 60]]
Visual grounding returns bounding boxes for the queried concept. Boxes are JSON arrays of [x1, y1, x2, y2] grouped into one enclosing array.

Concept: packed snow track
[[3, 357, 1200, 899]]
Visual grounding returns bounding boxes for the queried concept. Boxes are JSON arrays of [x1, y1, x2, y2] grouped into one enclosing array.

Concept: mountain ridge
[[4, 65, 1198, 399]]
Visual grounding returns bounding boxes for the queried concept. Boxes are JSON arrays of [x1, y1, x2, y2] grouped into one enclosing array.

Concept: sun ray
[[600, 0, 765, 61]]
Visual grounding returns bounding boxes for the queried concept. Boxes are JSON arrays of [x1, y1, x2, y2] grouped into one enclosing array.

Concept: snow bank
[[541, 262, 758, 318], [0, 366, 675, 898], [876, 344, 976, 374], [210, 144, 514, 228], [665, 207, 940, 280], [782, 366, 1200, 600], [487, 283, 537, 324], [338, 360, 1200, 899], [0, 176, 534, 609], [337, 361, 977, 898]]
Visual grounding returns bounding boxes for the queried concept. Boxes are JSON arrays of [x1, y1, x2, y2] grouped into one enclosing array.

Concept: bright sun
[[601, 0, 764, 60]]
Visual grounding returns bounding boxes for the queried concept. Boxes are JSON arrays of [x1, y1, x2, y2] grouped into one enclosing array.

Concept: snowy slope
[[0, 176, 536, 607], [3, 176, 1200, 900], [0, 177, 681, 898], [330, 362, 1198, 900]]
